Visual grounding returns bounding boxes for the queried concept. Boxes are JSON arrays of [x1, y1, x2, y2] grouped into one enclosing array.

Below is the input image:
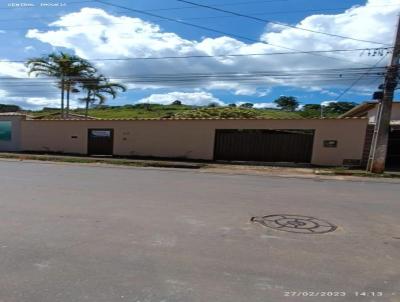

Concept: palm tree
[[80, 75, 126, 117], [64, 59, 96, 117], [26, 52, 96, 118]]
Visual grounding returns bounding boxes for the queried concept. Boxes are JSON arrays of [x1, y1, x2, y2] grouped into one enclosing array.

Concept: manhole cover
[[251, 214, 337, 234]]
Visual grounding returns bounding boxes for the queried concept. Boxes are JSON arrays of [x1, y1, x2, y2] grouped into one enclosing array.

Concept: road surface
[[0, 160, 399, 302]]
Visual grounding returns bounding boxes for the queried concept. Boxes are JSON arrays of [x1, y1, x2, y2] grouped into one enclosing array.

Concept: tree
[[324, 102, 357, 115], [240, 102, 254, 108], [302, 104, 321, 111], [171, 100, 182, 106], [0, 104, 21, 112], [207, 102, 219, 108], [228, 103, 237, 107], [26, 52, 96, 118], [274, 96, 299, 111], [80, 75, 126, 117], [174, 107, 259, 119], [300, 104, 321, 118]]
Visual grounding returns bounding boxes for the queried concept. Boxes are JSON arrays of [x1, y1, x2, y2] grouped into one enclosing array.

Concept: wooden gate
[[214, 129, 314, 163]]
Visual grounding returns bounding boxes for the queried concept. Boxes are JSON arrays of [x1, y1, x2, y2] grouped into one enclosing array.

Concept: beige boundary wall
[[19, 118, 368, 166]]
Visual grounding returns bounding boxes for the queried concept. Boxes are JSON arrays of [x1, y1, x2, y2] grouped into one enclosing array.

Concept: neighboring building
[[0, 113, 368, 167], [340, 101, 400, 123], [341, 101, 400, 169], [0, 113, 29, 152]]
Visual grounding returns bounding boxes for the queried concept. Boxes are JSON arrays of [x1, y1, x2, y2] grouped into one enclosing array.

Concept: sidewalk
[[0, 152, 399, 183]]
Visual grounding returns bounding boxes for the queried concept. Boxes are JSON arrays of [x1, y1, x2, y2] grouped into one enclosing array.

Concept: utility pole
[[370, 15, 400, 173]]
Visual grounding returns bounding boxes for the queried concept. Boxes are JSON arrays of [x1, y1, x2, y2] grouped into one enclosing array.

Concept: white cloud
[[24, 45, 35, 52], [136, 91, 224, 106], [0, 61, 63, 109], [252, 102, 278, 109], [0, 61, 28, 78], [24, 1, 399, 96], [0, 89, 7, 98], [236, 101, 277, 108], [0, 95, 62, 109], [234, 87, 271, 97], [321, 100, 337, 106]]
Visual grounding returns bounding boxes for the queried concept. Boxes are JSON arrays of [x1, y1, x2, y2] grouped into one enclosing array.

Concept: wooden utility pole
[[370, 15, 400, 173]]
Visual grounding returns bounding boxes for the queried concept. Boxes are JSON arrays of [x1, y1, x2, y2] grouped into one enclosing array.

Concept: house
[[341, 101, 400, 169], [340, 101, 400, 123], [0, 112, 368, 167]]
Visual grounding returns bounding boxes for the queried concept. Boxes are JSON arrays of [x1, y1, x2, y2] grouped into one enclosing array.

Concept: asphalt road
[[0, 160, 399, 302]]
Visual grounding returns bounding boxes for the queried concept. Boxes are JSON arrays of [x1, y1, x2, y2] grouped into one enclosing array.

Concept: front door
[[88, 129, 114, 156]]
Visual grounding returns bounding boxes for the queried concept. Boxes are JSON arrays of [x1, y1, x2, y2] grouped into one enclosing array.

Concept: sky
[[0, 0, 399, 109]]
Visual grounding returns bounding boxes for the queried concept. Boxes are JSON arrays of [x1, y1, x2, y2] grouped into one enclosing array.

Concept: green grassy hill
[[30, 104, 304, 119]]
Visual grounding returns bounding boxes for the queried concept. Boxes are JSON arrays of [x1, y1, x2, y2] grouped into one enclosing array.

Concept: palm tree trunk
[[61, 77, 65, 118], [66, 84, 70, 118], [85, 91, 90, 118], [85, 100, 89, 118]]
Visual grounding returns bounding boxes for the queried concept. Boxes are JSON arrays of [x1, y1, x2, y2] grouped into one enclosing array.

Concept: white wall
[[367, 103, 400, 123]]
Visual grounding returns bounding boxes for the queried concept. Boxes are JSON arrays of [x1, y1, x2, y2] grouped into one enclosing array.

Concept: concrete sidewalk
[[1, 152, 399, 183]]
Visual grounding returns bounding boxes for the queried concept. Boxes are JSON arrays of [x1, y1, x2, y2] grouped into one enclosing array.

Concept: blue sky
[[0, 0, 399, 109]]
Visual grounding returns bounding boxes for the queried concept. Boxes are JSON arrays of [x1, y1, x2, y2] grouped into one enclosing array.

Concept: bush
[[174, 107, 260, 118], [171, 100, 182, 105]]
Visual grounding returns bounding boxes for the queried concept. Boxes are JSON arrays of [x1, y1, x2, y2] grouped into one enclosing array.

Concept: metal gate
[[88, 129, 114, 156], [214, 129, 314, 163], [387, 129, 400, 169]]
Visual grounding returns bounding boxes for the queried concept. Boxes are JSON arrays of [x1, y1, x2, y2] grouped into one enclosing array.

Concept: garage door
[[214, 129, 314, 163], [387, 129, 400, 169]]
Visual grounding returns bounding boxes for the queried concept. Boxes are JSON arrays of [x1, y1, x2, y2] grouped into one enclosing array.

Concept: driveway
[[0, 161, 399, 302]]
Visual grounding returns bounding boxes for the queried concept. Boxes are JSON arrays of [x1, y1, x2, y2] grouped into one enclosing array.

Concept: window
[[0, 121, 12, 141], [90, 130, 112, 138]]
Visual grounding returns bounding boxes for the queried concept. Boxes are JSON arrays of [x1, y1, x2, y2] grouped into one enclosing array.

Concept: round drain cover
[[251, 214, 337, 234]]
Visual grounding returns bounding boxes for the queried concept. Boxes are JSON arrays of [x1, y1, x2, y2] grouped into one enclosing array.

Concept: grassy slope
[[29, 105, 303, 119]]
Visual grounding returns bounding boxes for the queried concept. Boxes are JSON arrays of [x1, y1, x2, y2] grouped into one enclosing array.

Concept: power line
[[146, 0, 289, 12], [177, 0, 392, 46], [1, 4, 399, 23], [0, 48, 392, 63], [94, 0, 377, 66], [0, 67, 386, 94], [185, 5, 400, 21], [0, 76, 383, 83], [334, 55, 388, 101], [0, 67, 387, 83], [0, 66, 387, 76], [0, 76, 384, 89]]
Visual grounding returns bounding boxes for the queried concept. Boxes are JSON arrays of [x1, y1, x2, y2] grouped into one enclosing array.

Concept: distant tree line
[[0, 104, 21, 112], [168, 96, 356, 117], [272, 96, 357, 116]]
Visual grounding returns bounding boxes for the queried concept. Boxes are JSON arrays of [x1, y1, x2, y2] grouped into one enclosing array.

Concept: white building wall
[[367, 103, 400, 123]]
